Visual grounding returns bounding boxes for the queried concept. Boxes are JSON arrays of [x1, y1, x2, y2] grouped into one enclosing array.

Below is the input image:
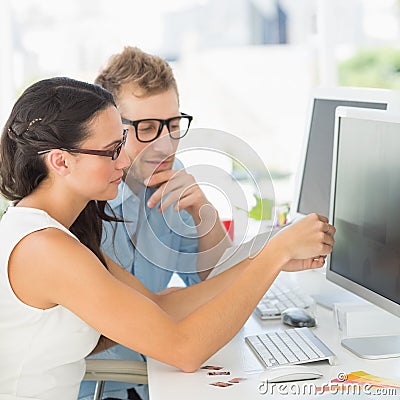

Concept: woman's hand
[[281, 256, 326, 272], [271, 213, 335, 267]]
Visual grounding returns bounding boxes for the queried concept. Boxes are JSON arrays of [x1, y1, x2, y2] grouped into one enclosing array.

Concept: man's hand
[[145, 168, 232, 279], [145, 169, 209, 221]]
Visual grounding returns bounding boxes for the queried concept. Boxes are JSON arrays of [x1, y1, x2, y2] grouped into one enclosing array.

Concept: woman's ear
[[46, 150, 71, 176]]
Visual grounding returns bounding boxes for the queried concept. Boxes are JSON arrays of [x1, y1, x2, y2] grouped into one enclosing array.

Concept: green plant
[[0, 197, 9, 219], [338, 48, 400, 89], [237, 194, 274, 220]]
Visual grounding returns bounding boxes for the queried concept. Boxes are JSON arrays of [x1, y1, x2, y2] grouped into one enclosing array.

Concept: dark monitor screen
[[297, 98, 387, 217], [329, 113, 400, 314]]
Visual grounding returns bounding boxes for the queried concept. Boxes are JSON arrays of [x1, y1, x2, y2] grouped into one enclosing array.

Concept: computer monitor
[[327, 106, 400, 359], [290, 87, 400, 221]]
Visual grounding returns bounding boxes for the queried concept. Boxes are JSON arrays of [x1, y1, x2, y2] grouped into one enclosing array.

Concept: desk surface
[[148, 270, 400, 399]]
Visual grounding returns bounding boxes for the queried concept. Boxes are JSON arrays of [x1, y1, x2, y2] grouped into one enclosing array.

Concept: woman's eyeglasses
[[37, 129, 128, 161], [121, 113, 193, 143]]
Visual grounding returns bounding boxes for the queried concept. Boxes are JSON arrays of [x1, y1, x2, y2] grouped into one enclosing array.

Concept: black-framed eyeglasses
[[121, 113, 193, 143], [37, 129, 128, 161]]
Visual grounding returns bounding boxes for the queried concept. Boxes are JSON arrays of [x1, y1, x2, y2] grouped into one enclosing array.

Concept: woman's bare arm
[[105, 215, 333, 321], [8, 214, 334, 372]]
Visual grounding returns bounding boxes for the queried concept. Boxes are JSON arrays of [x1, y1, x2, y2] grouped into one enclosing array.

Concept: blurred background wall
[[1, 0, 400, 210]]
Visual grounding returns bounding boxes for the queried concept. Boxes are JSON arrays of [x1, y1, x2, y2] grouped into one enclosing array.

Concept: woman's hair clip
[[7, 126, 18, 138], [26, 118, 43, 132], [7, 118, 43, 138]]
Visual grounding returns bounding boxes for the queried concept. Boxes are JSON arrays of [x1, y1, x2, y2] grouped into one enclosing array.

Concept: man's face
[[118, 87, 180, 184]]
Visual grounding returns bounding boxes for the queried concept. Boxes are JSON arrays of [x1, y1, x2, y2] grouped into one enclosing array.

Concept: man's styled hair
[[95, 46, 179, 102]]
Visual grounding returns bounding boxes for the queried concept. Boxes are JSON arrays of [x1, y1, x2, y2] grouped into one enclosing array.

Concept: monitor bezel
[[290, 86, 400, 222], [326, 106, 400, 318]]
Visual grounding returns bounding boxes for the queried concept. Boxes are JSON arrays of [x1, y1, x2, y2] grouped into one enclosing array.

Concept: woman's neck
[[17, 184, 87, 229]]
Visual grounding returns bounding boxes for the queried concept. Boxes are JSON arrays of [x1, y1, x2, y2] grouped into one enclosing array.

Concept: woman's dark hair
[[0, 77, 119, 269]]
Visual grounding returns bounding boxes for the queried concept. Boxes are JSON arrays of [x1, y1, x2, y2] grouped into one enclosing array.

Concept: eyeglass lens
[[112, 130, 128, 160], [137, 116, 190, 142]]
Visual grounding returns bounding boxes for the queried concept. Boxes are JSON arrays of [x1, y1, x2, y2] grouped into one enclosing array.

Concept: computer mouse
[[281, 307, 316, 327], [259, 365, 323, 383]]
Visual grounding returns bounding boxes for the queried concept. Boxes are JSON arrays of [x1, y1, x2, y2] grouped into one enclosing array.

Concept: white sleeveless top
[[0, 207, 100, 400]]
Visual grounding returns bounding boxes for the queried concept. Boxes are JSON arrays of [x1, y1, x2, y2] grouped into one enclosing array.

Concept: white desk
[[148, 270, 400, 399]]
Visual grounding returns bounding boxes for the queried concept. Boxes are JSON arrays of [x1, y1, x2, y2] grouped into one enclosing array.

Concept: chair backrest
[[83, 359, 148, 400]]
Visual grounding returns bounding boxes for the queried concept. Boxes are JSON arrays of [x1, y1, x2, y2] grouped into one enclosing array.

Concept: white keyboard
[[245, 327, 336, 368], [256, 283, 315, 319]]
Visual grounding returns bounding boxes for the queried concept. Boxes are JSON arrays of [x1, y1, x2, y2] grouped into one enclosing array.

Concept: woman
[[0, 77, 335, 400]]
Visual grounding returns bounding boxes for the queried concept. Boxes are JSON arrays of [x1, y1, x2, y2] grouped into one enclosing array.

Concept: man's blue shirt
[[102, 179, 200, 290]]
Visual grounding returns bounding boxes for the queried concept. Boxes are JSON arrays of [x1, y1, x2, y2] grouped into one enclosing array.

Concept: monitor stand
[[341, 335, 400, 359], [312, 291, 363, 310]]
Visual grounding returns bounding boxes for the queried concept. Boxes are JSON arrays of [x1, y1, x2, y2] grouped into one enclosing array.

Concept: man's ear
[[46, 150, 71, 176]]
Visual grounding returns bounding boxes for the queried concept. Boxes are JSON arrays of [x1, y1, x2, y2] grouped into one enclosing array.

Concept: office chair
[[83, 359, 148, 400]]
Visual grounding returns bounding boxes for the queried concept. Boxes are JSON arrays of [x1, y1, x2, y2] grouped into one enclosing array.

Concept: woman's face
[[65, 106, 130, 201]]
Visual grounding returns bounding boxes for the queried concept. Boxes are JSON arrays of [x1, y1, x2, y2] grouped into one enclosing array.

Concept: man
[[79, 46, 231, 400]]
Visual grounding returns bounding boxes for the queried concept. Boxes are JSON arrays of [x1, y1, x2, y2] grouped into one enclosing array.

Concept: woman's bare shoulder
[[14, 227, 87, 260], [9, 227, 110, 308]]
